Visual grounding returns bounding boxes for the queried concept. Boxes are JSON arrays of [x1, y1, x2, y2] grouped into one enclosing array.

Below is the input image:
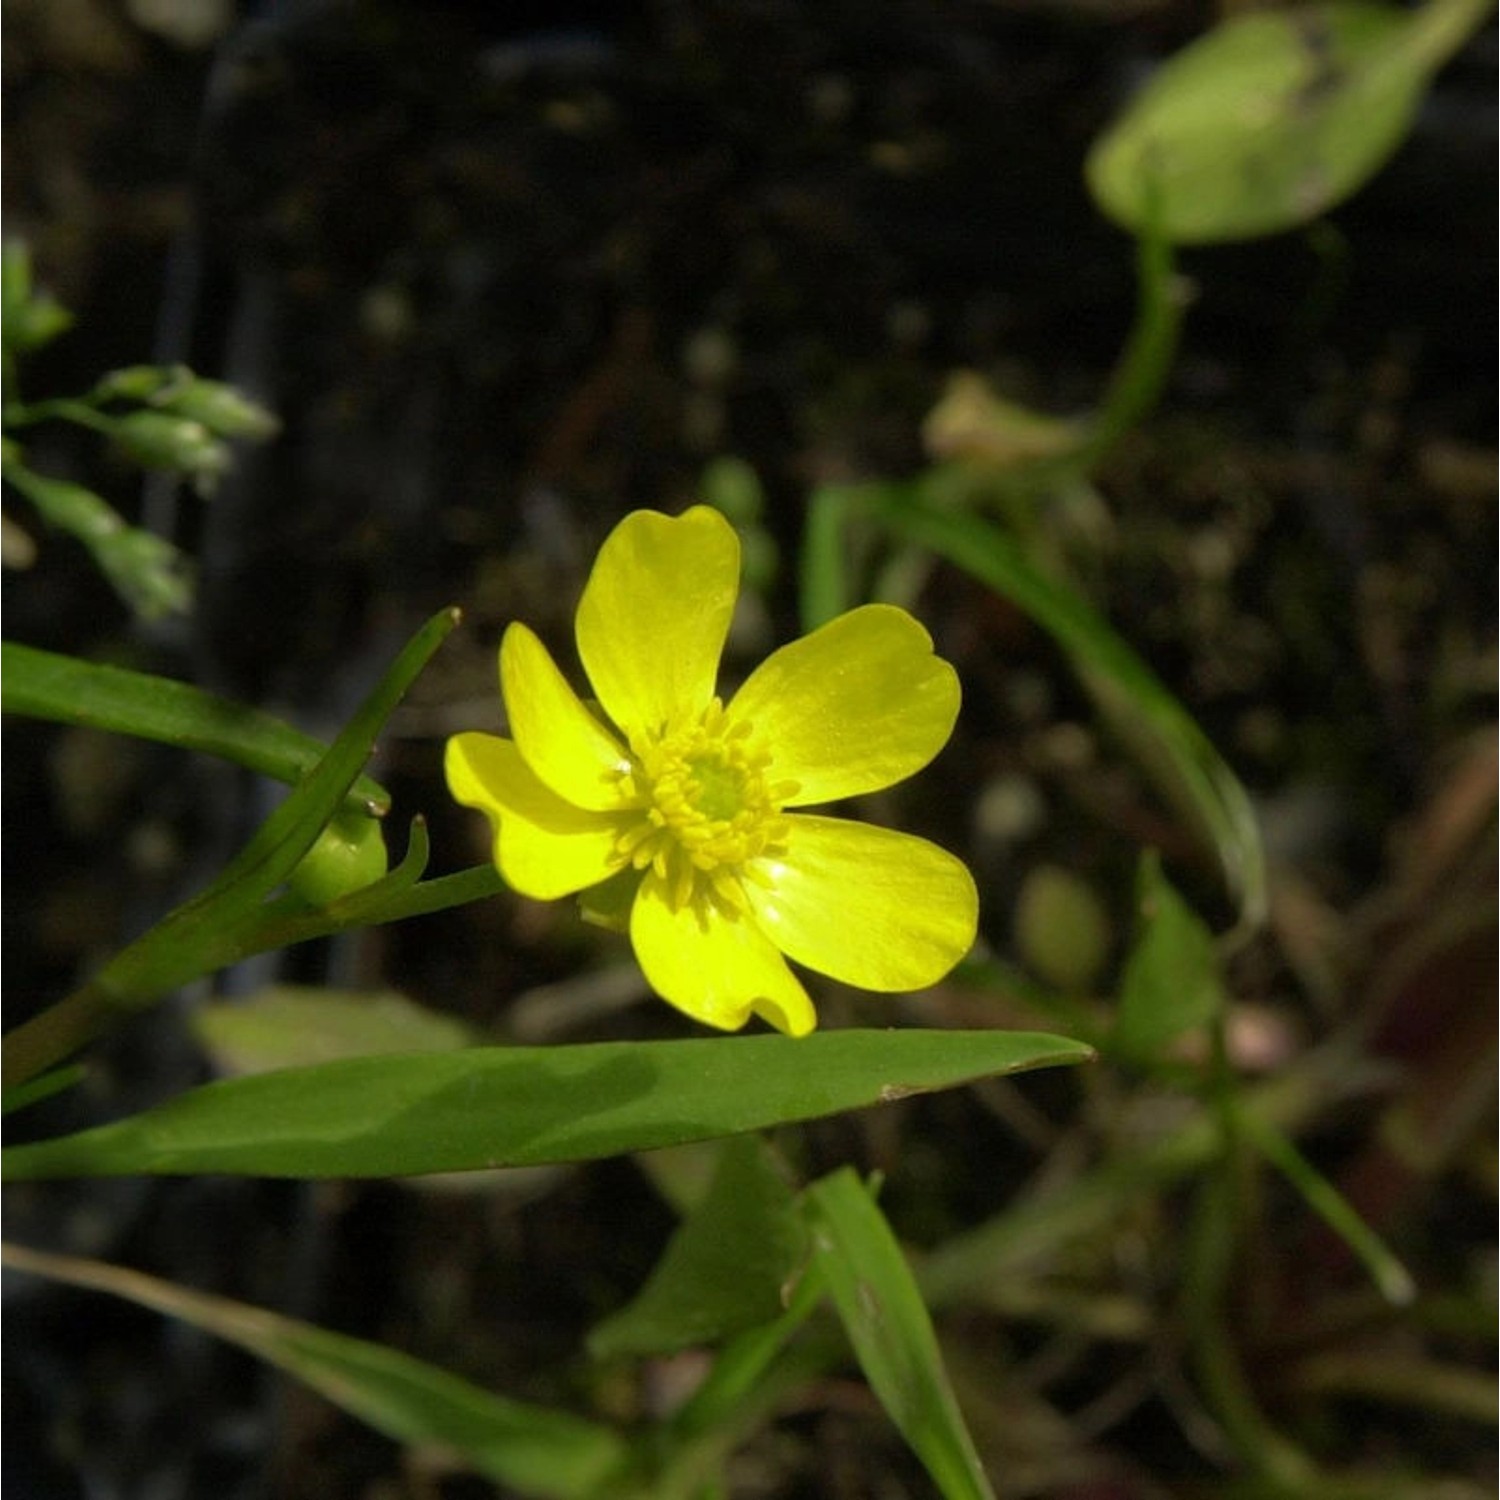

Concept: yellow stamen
[[614, 698, 791, 911]]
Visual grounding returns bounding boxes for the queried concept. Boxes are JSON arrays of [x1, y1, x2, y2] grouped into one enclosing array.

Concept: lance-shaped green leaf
[[1, 1029, 1094, 1182], [589, 1135, 806, 1359], [805, 1169, 996, 1500], [1, 640, 390, 815], [1086, 0, 1490, 244], [1, 1241, 624, 1500]]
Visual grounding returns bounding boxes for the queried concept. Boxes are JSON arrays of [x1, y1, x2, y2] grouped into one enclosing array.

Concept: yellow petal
[[445, 732, 625, 899], [501, 623, 632, 811], [745, 815, 977, 990], [630, 873, 817, 1036], [575, 507, 738, 744], [728, 604, 960, 804]]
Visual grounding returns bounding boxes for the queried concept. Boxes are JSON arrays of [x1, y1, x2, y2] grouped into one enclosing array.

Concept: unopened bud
[[158, 379, 280, 441], [112, 410, 230, 491]]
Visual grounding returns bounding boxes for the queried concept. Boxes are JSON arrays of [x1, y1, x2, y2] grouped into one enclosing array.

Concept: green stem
[[1077, 211, 1183, 466], [1184, 1016, 1316, 1487], [5, 395, 115, 433], [2, 983, 120, 1091], [799, 482, 862, 631]]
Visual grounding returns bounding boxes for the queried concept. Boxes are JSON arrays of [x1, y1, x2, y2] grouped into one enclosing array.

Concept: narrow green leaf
[[1, 1241, 623, 1500], [805, 1169, 996, 1500], [1086, 0, 1490, 244], [1236, 1107, 1415, 1307], [863, 493, 1265, 928], [0, 641, 390, 814], [1112, 850, 1225, 1064], [589, 1136, 806, 1359], [1, 1029, 1094, 1182], [1, 1064, 85, 1118]]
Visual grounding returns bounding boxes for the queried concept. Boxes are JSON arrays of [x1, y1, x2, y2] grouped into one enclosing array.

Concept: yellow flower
[[445, 506, 978, 1036]]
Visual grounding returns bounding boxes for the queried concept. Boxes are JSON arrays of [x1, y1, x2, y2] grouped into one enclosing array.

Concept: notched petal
[[630, 873, 817, 1036], [575, 506, 739, 743], [728, 604, 960, 805]]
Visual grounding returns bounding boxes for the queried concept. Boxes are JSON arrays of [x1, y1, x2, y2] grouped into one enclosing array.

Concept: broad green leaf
[[1086, 0, 1490, 244], [1, 1241, 623, 1500], [1112, 850, 1224, 1064], [862, 492, 1265, 928], [805, 1170, 996, 1500], [0, 641, 389, 815], [590, 1136, 806, 1359], [1, 1029, 1094, 1182], [193, 985, 479, 1077]]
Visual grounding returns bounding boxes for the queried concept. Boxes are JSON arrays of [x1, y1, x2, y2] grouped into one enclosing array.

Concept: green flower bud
[[93, 365, 177, 403], [111, 410, 230, 492], [288, 809, 390, 907], [158, 379, 280, 440], [2, 243, 73, 354]]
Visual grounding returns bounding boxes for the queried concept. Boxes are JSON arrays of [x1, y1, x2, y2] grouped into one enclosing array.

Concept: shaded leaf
[[1113, 850, 1224, 1064], [864, 493, 1265, 928], [590, 1135, 806, 1359], [1, 1241, 623, 1500]]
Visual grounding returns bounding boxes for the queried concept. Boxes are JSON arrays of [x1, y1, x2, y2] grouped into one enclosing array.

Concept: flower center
[[615, 699, 799, 911]]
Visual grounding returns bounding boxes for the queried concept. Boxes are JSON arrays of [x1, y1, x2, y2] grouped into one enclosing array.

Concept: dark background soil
[[3, 2, 1495, 1497]]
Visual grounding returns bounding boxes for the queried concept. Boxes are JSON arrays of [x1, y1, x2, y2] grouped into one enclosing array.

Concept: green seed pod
[[287, 809, 390, 907]]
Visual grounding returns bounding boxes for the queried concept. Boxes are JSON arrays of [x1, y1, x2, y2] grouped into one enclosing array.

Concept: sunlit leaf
[[1, 611, 458, 1092], [1086, 0, 1489, 243], [2, 1029, 1094, 1182]]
